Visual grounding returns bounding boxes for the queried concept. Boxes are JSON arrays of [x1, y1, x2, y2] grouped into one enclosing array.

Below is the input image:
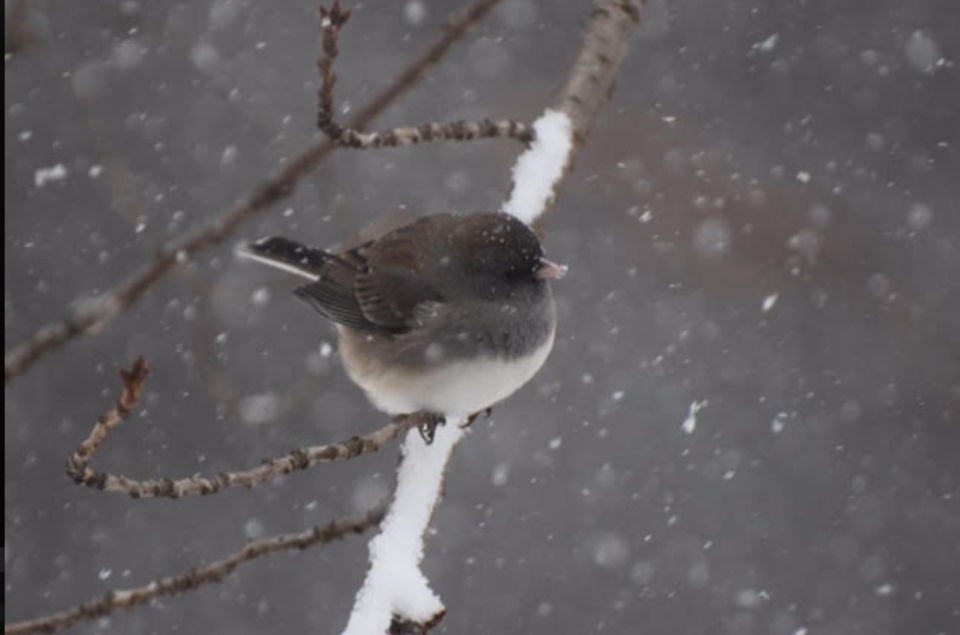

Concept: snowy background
[[5, 1, 959, 633]]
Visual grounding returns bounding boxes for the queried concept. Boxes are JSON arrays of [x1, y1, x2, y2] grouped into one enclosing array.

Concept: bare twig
[[317, 2, 532, 149], [3, 504, 386, 635], [328, 119, 535, 149], [317, 1, 353, 138], [4, 0, 510, 386], [65, 359, 433, 498]]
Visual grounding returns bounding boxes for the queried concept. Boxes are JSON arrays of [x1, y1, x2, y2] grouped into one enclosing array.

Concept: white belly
[[348, 330, 555, 416]]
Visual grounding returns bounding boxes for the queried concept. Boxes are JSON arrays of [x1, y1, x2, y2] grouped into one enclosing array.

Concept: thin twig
[[4, 0, 510, 386], [317, 1, 352, 138], [316, 1, 532, 149], [330, 119, 535, 149], [3, 504, 386, 635], [64, 358, 430, 499]]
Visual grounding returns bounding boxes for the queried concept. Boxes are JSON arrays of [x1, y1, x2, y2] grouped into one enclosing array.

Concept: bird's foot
[[414, 411, 446, 444]]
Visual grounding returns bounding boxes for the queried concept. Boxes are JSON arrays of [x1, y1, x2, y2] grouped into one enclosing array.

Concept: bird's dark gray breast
[[379, 285, 556, 370]]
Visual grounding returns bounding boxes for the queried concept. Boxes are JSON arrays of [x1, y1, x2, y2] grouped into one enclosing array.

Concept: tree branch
[[65, 358, 430, 499], [3, 504, 386, 635], [3, 0, 510, 386], [532, 0, 644, 233], [317, 1, 532, 149], [342, 423, 465, 635], [346, 1, 645, 632]]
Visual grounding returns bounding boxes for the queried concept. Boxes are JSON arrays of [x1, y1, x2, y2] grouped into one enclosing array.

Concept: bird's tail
[[236, 237, 331, 281]]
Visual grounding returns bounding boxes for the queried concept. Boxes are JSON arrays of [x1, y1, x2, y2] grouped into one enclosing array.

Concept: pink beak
[[535, 258, 568, 281]]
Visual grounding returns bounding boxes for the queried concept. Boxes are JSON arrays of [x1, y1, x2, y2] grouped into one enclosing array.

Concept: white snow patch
[[876, 583, 895, 596], [754, 33, 779, 52], [681, 400, 708, 435], [905, 31, 941, 73], [907, 203, 933, 230], [501, 110, 573, 226], [404, 0, 427, 25], [692, 218, 732, 260], [771, 412, 789, 435], [250, 287, 271, 306], [34, 164, 68, 188], [796, 171, 811, 183], [762, 293, 779, 313], [342, 422, 465, 635], [491, 463, 510, 487], [239, 392, 280, 426]]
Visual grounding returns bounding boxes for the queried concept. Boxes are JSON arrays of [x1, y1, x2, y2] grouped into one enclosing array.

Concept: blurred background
[[5, 1, 958, 633]]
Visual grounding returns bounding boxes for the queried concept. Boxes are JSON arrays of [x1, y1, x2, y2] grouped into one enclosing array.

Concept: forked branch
[[65, 358, 430, 499], [316, 1, 533, 149]]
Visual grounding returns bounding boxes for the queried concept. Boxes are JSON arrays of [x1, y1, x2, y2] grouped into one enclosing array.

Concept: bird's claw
[[417, 412, 446, 444]]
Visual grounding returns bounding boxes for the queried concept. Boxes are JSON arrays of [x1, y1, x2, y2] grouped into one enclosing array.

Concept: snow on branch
[[510, 0, 644, 232], [344, 2, 644, 633], [501, 110, 574, 225], [342, 422, 466, 635]]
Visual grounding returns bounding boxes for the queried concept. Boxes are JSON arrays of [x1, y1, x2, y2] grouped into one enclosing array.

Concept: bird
[[238, 212, 565, 440]]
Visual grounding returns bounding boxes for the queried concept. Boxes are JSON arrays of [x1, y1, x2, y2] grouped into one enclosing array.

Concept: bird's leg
[[413, 411, 446, 444]]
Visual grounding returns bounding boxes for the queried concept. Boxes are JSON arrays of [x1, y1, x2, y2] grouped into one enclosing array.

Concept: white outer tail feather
[[235, 243, 322, 281]]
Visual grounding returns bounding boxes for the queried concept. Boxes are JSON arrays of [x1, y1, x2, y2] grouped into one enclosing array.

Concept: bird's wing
[[293, 251, 377, 332], [296, 214, 455, 334]]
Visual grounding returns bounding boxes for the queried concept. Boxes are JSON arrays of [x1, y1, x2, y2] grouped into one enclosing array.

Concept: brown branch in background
[[3, 504, 386, 635], [317, 1, 532, 149], [65, 359, 432, 499], [532, 0, 644, 234], [317, 1, 352, 138], [4, 0, 510, 386], [4, 0, 38, 54]]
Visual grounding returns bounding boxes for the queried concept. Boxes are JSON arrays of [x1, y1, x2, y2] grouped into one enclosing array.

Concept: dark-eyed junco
[[239, 212, 564, 433]]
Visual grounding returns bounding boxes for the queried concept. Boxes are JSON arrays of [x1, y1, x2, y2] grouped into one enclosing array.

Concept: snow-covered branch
[[501, 110, 574, 225], [345, 2, 644, 632], [524, 0, 644, 232], [342, 422, 466, 634]]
